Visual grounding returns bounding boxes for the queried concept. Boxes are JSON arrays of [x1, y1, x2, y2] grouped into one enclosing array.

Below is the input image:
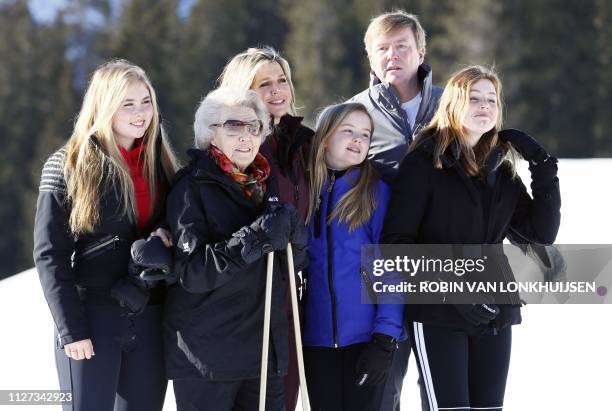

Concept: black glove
[[129, 237, 176, 287], [287, 204, 308, 272], [287, 205, 308, 248], [110, 276, 149, 315], [251, 205, 292, 251], [355, 333, 398, 387], [453, 303, 500, 326], [498, 128, 550, 164], [231, 205, 292, 264]]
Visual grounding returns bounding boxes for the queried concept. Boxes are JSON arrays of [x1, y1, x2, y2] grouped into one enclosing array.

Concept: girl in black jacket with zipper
[[381, 66, 560, 411], [33, 60, 178, 411]]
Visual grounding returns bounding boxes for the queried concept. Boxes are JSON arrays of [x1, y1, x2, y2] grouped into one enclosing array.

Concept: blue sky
[[28, 0, 67, 23], [26, 0, 195, 23]]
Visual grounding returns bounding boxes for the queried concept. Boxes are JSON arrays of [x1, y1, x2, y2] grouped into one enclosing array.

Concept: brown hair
[[411, 65, 517, 177], [307, 102, 379, 231], [364, 10, 426, 55]]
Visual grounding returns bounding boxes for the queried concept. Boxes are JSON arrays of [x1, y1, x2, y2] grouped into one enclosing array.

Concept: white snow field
[[1, 159, 610, 410]]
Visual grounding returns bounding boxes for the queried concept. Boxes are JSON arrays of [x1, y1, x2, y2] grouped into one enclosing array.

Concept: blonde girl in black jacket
[[33, 60, 177, 411]]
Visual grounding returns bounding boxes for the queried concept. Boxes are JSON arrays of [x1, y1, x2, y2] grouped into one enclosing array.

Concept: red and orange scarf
[[209, 144, 270, 205]]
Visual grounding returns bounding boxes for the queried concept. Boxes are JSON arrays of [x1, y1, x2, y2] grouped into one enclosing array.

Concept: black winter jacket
[[164, 149, 289, 381], [33, 147, 167, 347], [381, 136, 561, 331]]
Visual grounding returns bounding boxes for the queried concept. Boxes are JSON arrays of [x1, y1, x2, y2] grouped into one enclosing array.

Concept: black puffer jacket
[[33, 147, 168, 347], [381, 135, 561, 331], [164, 148, 289, 381]]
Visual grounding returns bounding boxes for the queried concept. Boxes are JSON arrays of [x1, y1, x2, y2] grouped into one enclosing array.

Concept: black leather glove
[[453, 303, 500, 326], [129, 237, 176, 287], [110, 276, 149, 315], [355, 333, 398, 387], [498, 128, 550, 164]]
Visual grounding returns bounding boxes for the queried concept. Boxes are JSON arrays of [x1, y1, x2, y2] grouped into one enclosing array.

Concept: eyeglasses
[[210, 119, 263, 137]]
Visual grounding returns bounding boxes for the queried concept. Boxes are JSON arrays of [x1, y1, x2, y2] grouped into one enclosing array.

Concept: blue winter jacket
[[303, 168, 405, 348]]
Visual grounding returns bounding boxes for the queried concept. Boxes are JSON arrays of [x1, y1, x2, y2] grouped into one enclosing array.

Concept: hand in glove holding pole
[[232, 203, 293, 264]]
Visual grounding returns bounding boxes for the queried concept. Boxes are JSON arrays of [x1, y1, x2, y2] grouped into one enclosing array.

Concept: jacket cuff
[[372, 321, 405, 341], [528, 155, 558, 176], [57, 331, 90, 348]]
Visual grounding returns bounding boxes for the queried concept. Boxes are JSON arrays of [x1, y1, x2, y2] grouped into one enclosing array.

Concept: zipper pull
[[327, 172, 336, 193]]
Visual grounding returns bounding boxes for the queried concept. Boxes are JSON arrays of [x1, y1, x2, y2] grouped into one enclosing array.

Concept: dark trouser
[[55, 304, 167, 411], [379, 340, 431, 411], [304, 344, 385, 411], [173, 376, 284, 411], [409, 322, 512, 411], [379, 339, 409, 411]]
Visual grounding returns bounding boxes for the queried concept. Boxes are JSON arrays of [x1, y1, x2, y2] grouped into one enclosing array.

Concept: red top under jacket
[[119, 139, 152, 229]]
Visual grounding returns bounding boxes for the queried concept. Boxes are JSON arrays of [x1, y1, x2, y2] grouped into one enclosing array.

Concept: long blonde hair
[[64, 59, 178, 234], [217, 46, 297, 115], [306, 103, 378, 232], [413, 65, 515, 177]]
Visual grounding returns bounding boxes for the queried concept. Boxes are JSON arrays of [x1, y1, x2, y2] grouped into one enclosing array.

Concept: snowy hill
[[1, 159, 611, 410]]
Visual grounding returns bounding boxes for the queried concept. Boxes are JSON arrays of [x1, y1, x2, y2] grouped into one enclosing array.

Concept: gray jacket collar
[[368, 64, 436, 136]]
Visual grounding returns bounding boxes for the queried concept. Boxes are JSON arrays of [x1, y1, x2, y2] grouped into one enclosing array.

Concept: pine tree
[[423, 0, 501, 82], [594, 0, 612, 156], [0, 0, 76, 277], [110, 0, 182, 147], [282, 0, 368, 122], [494, 0, 599, 157]]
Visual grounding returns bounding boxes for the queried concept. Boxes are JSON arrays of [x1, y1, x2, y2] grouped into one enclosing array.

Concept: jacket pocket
[[71, 235, 127, 267]]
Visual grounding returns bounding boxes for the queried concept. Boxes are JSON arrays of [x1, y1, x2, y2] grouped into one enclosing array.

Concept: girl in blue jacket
[[303, 102, 405, 411]]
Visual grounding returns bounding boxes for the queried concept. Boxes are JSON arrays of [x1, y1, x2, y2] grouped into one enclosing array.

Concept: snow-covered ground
[[1, 159, 610, 410]]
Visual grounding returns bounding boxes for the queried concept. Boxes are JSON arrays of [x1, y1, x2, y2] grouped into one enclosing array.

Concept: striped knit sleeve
[[39, 147, 67, 193]]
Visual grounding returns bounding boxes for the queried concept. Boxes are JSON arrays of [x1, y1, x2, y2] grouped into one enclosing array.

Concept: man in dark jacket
[[349, 10, 442, 410]]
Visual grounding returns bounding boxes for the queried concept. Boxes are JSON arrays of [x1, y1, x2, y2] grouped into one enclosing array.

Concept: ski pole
[[259, 251, 274, 411], [286, 243, 311, 410]]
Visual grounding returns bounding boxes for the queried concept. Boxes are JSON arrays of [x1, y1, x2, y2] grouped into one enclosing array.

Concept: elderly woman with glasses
[[163, 87, 307, 410]]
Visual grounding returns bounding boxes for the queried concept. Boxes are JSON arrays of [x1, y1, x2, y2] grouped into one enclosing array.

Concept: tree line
[[1, 0, 610, 277]]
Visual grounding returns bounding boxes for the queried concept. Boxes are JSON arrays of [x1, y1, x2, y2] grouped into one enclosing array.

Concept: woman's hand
[[64, 339, 95, 360], [150, 227, 173, 247]]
